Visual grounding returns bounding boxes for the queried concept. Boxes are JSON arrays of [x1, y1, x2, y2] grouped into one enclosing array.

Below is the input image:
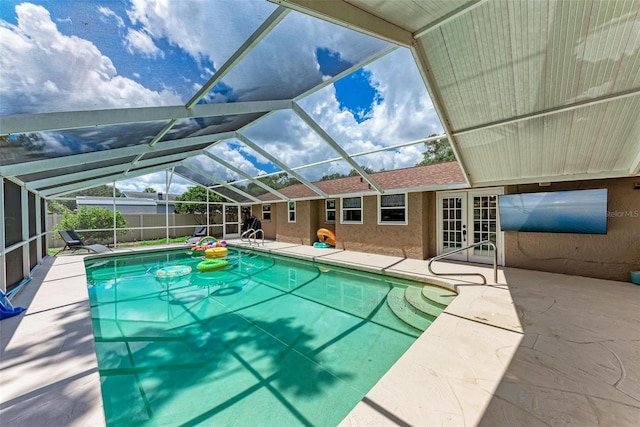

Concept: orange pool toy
[[316, 228, 336, 247]]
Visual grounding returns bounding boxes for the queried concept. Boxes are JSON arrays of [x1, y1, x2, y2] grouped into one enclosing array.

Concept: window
[[341, 196, 362, 223], [288, 201, 296, 223], [325, 199, 336, 223], [379, 193, 407, 224], [262, 204, 271, 221]]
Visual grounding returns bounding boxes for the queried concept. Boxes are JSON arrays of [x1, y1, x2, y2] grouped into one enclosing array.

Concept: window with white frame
[[262, 204, 271, 221], [325, 199, 336, 223], [379, 193, 407, 224], [341, 196, 362, 223], [288, 201, 296, 223]]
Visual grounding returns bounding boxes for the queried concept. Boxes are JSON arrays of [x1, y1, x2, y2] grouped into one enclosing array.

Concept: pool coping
[[2, 241, 639, 426]]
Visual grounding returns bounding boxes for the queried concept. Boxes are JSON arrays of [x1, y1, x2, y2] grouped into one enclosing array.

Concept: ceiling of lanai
[[1, 0, 639, 203]]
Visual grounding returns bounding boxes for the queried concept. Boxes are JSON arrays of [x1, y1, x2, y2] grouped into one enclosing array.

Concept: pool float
[[197, 259, 229, 272], [205, 247, 228, 258], [313, 242, 332, 249], [191, 236, 218, 256], [316, 228, 336, 247], [156, 265, 192, 280]]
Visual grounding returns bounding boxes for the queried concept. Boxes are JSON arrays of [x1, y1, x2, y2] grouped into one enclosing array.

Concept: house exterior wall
[[503, 177, 640, 282], [316, 199, 336, 237], [252, 203, 277, 240], [274, 200, 317, 245], [335, 193, 428, 259]]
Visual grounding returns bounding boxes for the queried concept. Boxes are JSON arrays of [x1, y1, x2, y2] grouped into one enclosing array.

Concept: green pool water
[[85, 248, 435, 426]]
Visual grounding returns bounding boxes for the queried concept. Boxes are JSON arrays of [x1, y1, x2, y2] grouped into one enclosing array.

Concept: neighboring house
[[248, 162, 639, 283], [77, 192, 178, 214], [121, 191, 178, 214]]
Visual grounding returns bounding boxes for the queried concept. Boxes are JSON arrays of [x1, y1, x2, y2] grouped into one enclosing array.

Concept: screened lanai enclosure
[[2, 0, 640, 293]]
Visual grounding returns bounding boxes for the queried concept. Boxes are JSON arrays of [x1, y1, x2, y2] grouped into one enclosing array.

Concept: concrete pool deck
[[1, 241, 638, 426]]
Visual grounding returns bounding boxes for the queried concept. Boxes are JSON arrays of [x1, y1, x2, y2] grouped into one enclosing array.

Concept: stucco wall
[[274, 200, 317, 245], [250, 203, 276, 240], [503, 177, 640, 281], [335, 193, 427, 259]]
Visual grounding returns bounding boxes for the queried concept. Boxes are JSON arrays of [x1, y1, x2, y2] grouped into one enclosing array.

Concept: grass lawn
[[47, 236, 190, 256]]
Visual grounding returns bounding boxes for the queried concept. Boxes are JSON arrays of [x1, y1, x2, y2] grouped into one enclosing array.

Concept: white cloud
[[124, 28, 163, 58], [117, 172, 192, 195], [294, 48, 443, 173], [98, 6, 124, 28], [0, 2, 182, 115], [126, 0, 276, 71]]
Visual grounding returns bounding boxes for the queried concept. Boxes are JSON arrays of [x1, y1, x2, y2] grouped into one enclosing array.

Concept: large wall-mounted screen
[[498, 189, 608, 234]]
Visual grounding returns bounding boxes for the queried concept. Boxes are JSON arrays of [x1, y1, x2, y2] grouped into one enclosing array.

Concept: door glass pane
[[472, 195, 498, 257], [442, 197, 463, 250]]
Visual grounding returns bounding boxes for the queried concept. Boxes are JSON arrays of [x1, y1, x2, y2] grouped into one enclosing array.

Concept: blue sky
[[0, 0, 443, 195]]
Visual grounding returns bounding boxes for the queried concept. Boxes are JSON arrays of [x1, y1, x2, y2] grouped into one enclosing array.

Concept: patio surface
[[1, 241, 638, 426]]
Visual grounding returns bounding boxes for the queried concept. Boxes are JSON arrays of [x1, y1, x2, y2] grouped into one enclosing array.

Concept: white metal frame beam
[[182, 164, 261, 203], [411, 40, 472, 186], [269, 0, 413, 47], [413, 0, 488, 38], [25, 151, 201, 191], [235, 132, 328, 198], [40, 163, 182, 197], [202, 151, 289, 201], [168, 170, 240, 204], [292, 102, 384, 193], [0, 101, 290, 136], [0, 132, 234, 177], [186, 6, 290, 108]]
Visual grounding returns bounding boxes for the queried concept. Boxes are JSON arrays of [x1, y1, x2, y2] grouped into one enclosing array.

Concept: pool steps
[[386, 285, 457, 331], [420, 285, 457, 307]]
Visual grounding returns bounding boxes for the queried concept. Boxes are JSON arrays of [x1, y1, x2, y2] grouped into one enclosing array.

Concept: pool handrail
[[427, 240, 497, 284], [241, 228, 264, 246]]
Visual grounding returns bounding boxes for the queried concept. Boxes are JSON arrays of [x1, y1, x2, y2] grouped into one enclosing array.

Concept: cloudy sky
[[0, 0, 443, 196]]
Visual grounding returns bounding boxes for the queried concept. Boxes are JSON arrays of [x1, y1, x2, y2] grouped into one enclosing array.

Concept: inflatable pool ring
[[198, 236, 218, 246], [156, 265, 192, 280], [197, 259, 229, 272], [205, 247, 228, 258], [191, 236, 218, 256], [316, 228, 336, 247], [313, 242, 332, 249]]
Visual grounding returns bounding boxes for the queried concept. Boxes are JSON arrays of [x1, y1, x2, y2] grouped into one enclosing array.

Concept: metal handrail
[[241, 228, 264, 246], [427, 240, 497, 284]]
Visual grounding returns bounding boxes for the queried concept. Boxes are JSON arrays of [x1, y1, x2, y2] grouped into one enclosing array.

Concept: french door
[[437, 189, 504, 265]]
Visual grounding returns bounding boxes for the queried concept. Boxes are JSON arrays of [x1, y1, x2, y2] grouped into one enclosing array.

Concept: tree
[[55, 206, 127, 243], [47, 200, 71, 214], [319, 167, 375, 181], [416, 134, 455, 166], [175, 186, 226, 224], [143, 187, 156, 193]]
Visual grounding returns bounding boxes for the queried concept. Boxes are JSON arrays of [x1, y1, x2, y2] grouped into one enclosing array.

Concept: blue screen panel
[[498, 189, 607, 234]]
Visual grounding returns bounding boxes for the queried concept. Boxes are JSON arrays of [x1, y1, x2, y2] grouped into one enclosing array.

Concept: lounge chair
[[187, 226, 209, 246], [56, 230, 112, 255]]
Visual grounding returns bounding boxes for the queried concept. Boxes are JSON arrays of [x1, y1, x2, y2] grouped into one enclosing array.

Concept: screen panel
[[498, 189, 608, 234], [0, 121, 171, 166], [203, 10, 391, 103]]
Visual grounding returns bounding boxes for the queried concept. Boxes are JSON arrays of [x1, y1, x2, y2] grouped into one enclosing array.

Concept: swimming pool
[[85, 247, 455, 426]]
